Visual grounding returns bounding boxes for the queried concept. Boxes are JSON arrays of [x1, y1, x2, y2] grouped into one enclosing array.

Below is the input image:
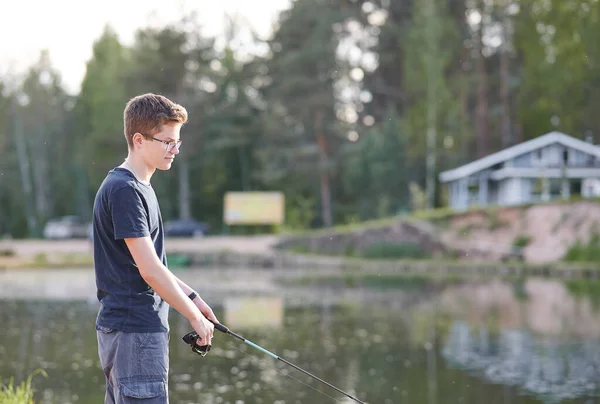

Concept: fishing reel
[[182, 331, 211, 357]]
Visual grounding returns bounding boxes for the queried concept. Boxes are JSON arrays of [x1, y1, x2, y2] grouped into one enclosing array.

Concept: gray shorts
[[97, 326, 170, 404]]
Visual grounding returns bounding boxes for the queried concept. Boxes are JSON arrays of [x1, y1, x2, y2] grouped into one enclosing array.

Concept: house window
[[549, 178, 562, 197], [467, 181, 479, 204], [563, 149, 569, 166]]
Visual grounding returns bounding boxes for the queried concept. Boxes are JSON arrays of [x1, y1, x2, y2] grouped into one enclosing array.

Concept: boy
[[92, 93, 217, 403]]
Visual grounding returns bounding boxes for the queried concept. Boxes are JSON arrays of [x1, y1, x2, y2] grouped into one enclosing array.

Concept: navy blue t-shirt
[[92, 167, 169, 333]]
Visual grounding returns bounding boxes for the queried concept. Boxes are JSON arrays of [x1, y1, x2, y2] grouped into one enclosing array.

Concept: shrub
[[0, 248, 15, 257], [564, 233, 600, 262], [512, 235, 531, 248], [0, 369, 47, 404], [361, 241, 431, 259]]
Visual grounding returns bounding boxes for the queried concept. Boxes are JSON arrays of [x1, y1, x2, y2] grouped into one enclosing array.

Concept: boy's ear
[[132, 133, 143, 146]]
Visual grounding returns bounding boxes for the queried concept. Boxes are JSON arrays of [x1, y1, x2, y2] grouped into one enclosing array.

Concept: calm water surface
[[2, 270, 600, 404]]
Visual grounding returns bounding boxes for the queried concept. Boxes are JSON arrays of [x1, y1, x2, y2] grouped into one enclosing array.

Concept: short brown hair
[[123, 93, 188, 148]]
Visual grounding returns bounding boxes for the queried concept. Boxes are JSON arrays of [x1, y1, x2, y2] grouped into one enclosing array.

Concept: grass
[[281, 273, 457, 290], [563, 233, 600, 262], [361, 241, 431, 259], [277, 207, 460, 237], [281, 199, 600, 239], [275, 247, 600, 274], [279, 216, 404, 237], [275, 199, 600, 267], [0, 369, 46, 404]]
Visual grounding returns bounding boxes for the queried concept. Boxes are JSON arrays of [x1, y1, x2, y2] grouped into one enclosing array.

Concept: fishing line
[[182, 320, 367, 404], [218, 337, 347, 404]]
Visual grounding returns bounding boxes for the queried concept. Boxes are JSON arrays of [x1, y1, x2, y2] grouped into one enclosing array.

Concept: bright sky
[[0, 0, 290, 94]]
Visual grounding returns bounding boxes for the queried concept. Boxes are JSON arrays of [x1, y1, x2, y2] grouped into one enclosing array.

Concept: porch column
[[478, 174, 489, 207], [449, 182, 456, 209], [561, 166, 570, 200], [542, 177, 550, 201], [561, 178, 570, 200], [458, 178, 468, 210]]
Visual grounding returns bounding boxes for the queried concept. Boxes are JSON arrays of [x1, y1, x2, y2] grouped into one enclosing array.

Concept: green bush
[[512, 234, 531, 248], [0, 369, 46, 404], [0, 248, 15, 257], [286, 244, 311, 254], [361, 241, 430, 259], [486, 209, 509, 231], [564, 233, 600, 262]]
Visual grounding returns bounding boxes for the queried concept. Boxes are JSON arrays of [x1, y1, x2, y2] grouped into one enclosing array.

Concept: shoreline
[[1, 237, 597, 280], [2, 248, 599, 281]]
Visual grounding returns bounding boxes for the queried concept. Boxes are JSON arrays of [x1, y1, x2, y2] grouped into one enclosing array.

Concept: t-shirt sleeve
[[111, 187, 150, 240]]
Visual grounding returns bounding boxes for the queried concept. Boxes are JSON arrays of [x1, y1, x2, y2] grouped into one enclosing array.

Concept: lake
[[2, 268, 600, 404]]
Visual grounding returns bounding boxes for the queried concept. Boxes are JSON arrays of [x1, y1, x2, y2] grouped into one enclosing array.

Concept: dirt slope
[[440, 201, 600, 263]]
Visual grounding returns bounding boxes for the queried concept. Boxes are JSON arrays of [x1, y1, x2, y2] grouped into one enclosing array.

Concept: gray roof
[[439, 131, 600, 183]]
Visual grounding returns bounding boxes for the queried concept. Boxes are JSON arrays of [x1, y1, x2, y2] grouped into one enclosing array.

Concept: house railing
[[531, 162, 600, 169]]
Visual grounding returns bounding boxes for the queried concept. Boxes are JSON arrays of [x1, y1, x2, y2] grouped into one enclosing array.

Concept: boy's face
[[137, 122, 182, 171]]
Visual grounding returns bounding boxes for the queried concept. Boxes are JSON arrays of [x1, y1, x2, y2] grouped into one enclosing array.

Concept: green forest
[[1, 0, 599, 237]]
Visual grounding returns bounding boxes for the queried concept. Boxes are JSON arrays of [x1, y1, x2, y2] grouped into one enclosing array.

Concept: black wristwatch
[[188, 291, 198, 301]]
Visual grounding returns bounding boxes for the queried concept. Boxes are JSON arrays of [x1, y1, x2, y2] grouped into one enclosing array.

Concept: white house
[[439, 132, 600, 211]]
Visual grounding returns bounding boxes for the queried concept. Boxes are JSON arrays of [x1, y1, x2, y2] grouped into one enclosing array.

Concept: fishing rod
[[182, 319, 367, 404]]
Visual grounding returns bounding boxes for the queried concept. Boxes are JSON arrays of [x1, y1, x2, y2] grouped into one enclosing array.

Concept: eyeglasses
[[141, 133, 182, 152]]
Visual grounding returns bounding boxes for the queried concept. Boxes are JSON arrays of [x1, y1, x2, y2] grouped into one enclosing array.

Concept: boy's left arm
[[174, 275, 219, 323]]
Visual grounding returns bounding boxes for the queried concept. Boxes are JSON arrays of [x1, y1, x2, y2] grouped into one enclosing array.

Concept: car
[[43, 216, 90, 240], [164, 219, 209, 238]]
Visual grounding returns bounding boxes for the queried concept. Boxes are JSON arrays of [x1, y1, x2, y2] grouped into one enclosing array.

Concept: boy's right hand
[[190, 316, 214, 345]]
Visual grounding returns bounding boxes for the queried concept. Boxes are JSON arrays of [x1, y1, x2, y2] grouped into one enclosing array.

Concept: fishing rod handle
[[207, 319, 229, 334]]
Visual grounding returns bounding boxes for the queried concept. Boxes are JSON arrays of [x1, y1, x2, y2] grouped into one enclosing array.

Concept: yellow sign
[[223, 192, 285, 225]]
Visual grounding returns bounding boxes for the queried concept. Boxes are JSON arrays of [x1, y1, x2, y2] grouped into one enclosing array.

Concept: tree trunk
[[424, 0, 438, 209], [12, 106, 38, 236], [175, 89, 192, 220], [178, 155, 191, 220], [31, 121, 52, 223], [459, 79, 470, 161], [459, 44, 471, 164], [314, 109, 333, 227], [74, 163, 92, 220], [499, 0, 512, 149], [499, 50, 511, 148], [515, 121, 524, 144], [475, 2, 489, 158], [238, 145, 250, 191]]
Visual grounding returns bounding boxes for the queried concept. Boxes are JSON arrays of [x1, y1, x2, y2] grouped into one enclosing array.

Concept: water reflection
[[223, 296, 284, 330], [431, 278, 600, 403], [435, 278, 600, 338], [443, 323, 600, 402], [3, 272, 600, 403]]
